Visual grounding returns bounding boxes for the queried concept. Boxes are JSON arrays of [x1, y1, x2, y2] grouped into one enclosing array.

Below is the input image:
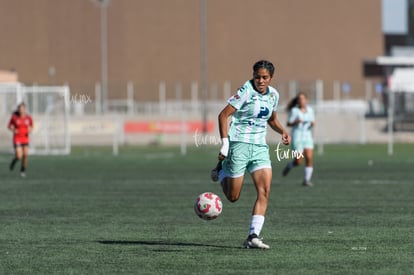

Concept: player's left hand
[[281, 132, 290, 145]]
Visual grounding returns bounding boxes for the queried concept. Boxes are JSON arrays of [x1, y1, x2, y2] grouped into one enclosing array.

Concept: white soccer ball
[[194, 192, 223, 220]]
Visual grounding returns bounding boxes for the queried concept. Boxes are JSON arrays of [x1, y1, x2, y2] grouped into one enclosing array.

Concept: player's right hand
[[218, 153, 226, 161]]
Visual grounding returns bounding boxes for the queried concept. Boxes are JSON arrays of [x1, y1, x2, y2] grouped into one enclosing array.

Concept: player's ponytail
[[287, 92, 306, 112], [14, 102, 26, 116], [286, 96, 299, 112]]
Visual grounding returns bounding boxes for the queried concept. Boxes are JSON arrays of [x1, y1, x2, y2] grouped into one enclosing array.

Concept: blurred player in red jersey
[[8, 102, 33, 177]]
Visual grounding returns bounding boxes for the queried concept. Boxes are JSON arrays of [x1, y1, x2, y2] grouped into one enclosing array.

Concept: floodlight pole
[[92, 0, 111, 113], [200, 0, 208, 135], [387, 88, 394, 156]]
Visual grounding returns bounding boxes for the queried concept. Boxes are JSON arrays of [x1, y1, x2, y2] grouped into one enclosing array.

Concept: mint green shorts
[[222, 142, 271, 178], [291, 136, 314, 153]]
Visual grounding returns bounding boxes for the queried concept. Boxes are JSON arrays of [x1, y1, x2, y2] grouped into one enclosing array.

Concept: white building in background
[[389, 68, 414, 93]]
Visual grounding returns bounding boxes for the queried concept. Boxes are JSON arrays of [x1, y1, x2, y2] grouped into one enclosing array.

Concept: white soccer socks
[[249, 214, 265, 237], [304, 166, 313, 182]]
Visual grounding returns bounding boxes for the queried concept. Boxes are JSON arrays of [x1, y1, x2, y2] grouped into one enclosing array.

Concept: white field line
[[350, 179, 410, 184]]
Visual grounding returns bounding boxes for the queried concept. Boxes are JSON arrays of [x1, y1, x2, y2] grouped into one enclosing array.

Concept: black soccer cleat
[[210, 161, 222, 182]]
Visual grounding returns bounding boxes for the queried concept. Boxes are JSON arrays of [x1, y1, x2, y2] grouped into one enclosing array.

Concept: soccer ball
[[194, 192, 223, 220]]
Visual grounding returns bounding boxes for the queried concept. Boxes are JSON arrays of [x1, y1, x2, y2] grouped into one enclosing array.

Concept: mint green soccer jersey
[[227, 80, 279, 145], [288, 106, 315, 150]]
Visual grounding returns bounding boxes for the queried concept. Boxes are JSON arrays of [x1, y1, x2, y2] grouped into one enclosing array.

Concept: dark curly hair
[[253, 60, 275, 77]]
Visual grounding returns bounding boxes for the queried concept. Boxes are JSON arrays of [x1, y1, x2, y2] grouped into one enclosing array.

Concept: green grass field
[[0, 144, 413, 274]]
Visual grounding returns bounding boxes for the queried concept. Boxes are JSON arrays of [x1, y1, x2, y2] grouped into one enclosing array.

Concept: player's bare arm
[[268, 111, 290, 145], [8, 124, 17, 134], [287, 119, 302, 127], [218, 104, 236, 139]]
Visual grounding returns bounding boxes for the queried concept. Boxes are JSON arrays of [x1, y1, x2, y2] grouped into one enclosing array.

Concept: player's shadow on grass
[[98, 240, 237, 249]]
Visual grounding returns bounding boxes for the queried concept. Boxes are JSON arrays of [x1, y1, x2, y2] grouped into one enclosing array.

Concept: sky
[[382, 0, 408, 34]]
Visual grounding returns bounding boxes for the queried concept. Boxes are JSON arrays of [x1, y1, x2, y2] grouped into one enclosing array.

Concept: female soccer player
[[211, 60, 290, 249], [282, 92, 315, 186], [8, 102, 33, 177]]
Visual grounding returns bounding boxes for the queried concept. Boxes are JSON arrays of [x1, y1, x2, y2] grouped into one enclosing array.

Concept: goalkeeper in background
[[8, 102, 33, 177]]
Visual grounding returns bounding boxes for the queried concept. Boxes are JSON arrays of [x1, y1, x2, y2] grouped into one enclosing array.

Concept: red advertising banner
[[124, 121, 215, 134]]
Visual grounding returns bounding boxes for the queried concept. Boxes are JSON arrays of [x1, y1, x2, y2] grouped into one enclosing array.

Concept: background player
[[8, 102, 33, 177], [211, 60, 290, 249], [282, 92, 315, 186]]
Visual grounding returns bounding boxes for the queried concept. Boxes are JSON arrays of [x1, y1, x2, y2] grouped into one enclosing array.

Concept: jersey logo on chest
[[257, 106, 270, 118]]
